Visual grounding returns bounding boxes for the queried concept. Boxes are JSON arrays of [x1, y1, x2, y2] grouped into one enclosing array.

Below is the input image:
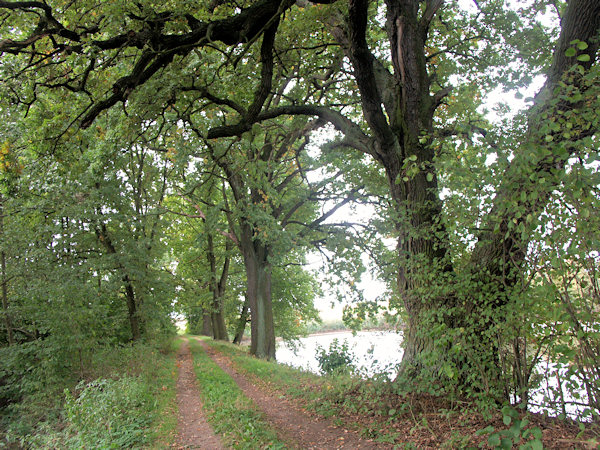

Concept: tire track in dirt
[[175, 339, 224, 449], [195, 338, 387, 449]]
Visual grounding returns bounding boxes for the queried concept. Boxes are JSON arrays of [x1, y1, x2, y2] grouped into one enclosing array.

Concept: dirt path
[[195, 338, 386, 449], [175, 339, 224, 449]]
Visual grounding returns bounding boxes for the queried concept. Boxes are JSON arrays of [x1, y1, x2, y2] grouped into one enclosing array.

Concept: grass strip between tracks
[[188, 337, 287, 449]]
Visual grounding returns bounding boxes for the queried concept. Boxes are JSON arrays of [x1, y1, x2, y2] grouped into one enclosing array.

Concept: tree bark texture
[[343, 0, 451, 374], [241, 234, 276, 360]]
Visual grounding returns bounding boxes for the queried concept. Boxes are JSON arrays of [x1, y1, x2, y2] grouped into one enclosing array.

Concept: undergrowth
[[1, 339, 179, 449]]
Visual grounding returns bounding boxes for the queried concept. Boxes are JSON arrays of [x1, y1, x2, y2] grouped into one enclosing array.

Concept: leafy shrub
[[64, 376, 154, 448], [475, 406, 543, 450], [315, 339, 355, 375]]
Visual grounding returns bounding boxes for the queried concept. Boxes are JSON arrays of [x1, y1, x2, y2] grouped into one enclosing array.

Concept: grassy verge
[[2, 338, 180, 449], [187, 337, 286, 449]]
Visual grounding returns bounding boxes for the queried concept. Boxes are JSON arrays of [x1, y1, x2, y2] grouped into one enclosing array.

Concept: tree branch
[[208, 104, 373, 156]]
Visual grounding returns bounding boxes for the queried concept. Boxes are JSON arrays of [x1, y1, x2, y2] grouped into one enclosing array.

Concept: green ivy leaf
[[577, 54, 590, 62], [565, 47, 576, 57]]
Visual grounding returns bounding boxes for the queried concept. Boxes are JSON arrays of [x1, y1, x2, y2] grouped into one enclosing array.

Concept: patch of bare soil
[[174, 339, 224, 450], [196, 338, 386, 449]]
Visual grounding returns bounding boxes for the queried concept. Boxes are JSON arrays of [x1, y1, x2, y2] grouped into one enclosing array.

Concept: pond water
[[276, 330, 404, 378]]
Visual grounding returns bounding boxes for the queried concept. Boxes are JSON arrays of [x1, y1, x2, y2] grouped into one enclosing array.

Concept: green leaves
[[565, 39, 591, 62], [477, 410, 543, 450]]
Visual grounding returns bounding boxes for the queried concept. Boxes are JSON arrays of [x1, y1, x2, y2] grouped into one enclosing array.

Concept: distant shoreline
[[238, 326, 401, 344], [272, 327, 401, 342]]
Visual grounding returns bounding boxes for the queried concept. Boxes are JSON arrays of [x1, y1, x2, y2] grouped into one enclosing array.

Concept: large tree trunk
[[201, 311, 213, 336], [218, 163, 277, 358], [211, 308, 228, 341], [382, 156, 451, 375], [241, 235, 276, 359], [342, 0, 451, 375], [464, 0, 600, 397]]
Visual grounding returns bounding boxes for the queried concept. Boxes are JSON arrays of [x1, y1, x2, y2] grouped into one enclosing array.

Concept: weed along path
[[195, 338, 384, 449], [175, 339, 224, 449]]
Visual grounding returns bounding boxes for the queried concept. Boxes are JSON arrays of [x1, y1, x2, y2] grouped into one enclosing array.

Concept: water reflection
[[276, 330, 404, 378]]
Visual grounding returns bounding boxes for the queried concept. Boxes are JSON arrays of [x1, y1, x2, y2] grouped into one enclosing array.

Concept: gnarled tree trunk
[[340, 0, 451, 375]]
